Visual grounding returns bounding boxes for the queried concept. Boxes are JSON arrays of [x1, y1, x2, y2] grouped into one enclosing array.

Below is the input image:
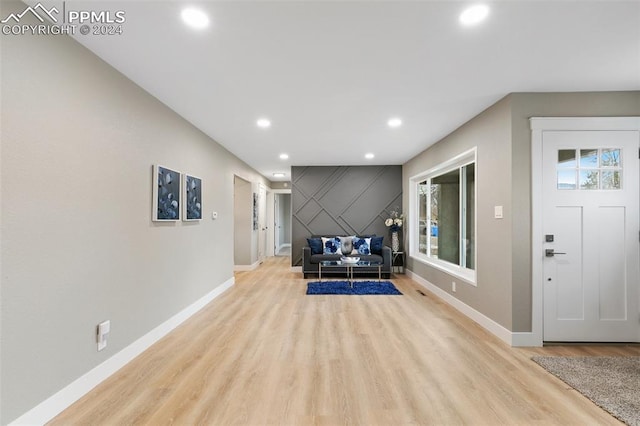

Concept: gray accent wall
[[404, 91, 640, 334], [291, 166, 402, 266], [0, 2, 270, 422]]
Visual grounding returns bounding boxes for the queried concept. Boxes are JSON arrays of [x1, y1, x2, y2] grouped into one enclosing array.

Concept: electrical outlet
[[452, 281, 456, 292]]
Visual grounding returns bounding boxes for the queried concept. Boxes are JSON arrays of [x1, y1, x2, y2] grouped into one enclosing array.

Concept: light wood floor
[[50, 256, 640, 425]]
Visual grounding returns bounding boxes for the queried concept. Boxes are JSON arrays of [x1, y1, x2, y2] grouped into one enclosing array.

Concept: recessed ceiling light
[[459, 4, 489, 26], [387, 118, 402, 128], [181, 8, 209, 29], [279, 153, 289, 160], [365, 153, 375, 160], [257, 118, 271, 128], [273, 172, 286, 178]]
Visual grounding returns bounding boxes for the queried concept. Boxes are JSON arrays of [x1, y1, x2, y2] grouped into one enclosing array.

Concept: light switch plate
[[494, 206, 504, 219], [97, 320, 110, 351]]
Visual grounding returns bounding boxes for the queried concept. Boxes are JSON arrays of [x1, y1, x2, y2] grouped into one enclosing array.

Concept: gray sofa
[[302, 235, 392, 279]]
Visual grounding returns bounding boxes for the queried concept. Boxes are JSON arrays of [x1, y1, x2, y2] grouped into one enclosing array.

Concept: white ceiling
[[35, 1, 640, 181]]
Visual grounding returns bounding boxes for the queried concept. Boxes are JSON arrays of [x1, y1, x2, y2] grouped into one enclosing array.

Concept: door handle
[[545, 249, 567, 257]]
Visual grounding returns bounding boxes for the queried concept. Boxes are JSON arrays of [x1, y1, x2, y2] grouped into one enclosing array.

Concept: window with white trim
[[411, 148, 476, 283]]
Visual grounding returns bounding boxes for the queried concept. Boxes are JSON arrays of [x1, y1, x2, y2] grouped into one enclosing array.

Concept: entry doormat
[[306, 280, 402, 295], [532, 356, 640, 426]]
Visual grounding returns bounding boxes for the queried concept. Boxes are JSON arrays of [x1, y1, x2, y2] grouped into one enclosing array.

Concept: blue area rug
[[306, 280, 402, 295]]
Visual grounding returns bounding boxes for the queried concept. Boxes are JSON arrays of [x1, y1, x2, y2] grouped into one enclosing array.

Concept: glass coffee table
[[318, 260, 382, 287]]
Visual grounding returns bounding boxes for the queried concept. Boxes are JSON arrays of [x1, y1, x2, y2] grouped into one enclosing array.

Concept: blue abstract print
[[157, 166, 180, 220]]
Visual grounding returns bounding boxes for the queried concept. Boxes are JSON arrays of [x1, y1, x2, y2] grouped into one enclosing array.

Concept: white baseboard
[[9, 277, 235, 426], [511, 332, 541, 347], [406, 269, 532, 347], [291, 266, 302, 273], [234, 261, 260, 271]]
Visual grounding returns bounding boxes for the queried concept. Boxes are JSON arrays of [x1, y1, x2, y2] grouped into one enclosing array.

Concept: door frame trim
[[530, 117, 640, 346]]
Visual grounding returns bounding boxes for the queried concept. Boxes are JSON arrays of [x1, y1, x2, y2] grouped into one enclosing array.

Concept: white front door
[[542, 129, 639, 342]]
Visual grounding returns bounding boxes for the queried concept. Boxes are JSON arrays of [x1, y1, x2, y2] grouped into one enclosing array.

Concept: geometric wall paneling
[[291, 165, 402, 265]]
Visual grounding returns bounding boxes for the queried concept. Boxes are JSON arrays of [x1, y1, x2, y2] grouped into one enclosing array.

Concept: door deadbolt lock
[[545, 249, 567, 257]]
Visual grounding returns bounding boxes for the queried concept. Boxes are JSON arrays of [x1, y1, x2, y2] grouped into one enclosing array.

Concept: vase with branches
[[384, 209, 404, 251]]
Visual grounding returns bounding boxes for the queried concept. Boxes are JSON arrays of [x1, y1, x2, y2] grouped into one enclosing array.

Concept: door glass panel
[[580, 149, 599, 168], [557, 170, 577, 190], [558, 150, 576, 168], [579, 170, 599, 190], [601, 149, 621, 167], [557, 148, 622, 190], [601, 171, 621, 190]]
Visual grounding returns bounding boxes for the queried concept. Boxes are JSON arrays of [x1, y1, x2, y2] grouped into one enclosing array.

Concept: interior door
[[542, 130, 639, 342], [258, 185, 267, 262], [274, 195, 280, 253]]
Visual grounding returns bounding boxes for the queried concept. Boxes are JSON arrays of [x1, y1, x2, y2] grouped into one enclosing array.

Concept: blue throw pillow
[[307, 238, 323, 255], [370, 236, 384, 254], [353, 237, 371, 255], [322, 237, 342, 255]]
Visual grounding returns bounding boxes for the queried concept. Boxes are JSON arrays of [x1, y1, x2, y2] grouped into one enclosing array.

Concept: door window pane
[[601, 171, 621, 190], [580, 149, 599, 168], [579, 170, 599, 190], [558, 150, 576, 168], [557, 170, 577, 190], [601, 149, 621, 167]]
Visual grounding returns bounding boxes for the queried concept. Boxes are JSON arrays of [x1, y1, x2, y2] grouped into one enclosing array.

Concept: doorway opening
[[274, 193, 291, 256]]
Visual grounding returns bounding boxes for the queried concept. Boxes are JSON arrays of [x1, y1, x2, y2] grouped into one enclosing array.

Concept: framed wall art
[[183, 173, 203, 221], [253, 192, 258, 230], [152, 165, 181, 221]]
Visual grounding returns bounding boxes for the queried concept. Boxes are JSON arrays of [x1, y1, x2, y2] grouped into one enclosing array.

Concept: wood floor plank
[[49, 256, 639, 425]]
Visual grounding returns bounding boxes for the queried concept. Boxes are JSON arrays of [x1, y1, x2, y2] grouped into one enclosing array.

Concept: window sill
[[410, 254, 477, 286]]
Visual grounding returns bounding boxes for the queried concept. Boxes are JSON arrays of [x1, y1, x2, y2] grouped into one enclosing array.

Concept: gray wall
[[404, 97, 514, 329], [0, 2, 269, 422], [404, 91, 640, 333], [508, 91, 640, 331], [291, 165, 402, 266]]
